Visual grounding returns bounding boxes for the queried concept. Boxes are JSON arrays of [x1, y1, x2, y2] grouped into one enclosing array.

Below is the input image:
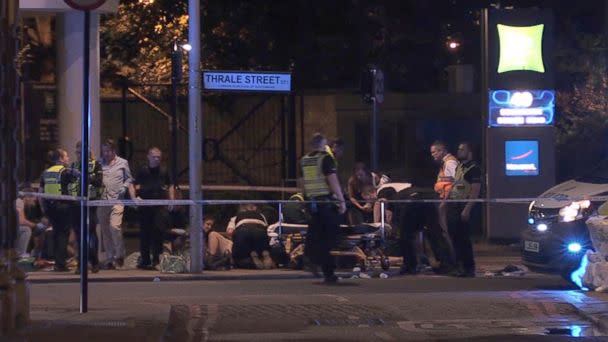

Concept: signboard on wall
[[505, 140, 540, 176], [489, 8, 554, 90], [203, 71, 291, 93], [489, 89, 554, 126]]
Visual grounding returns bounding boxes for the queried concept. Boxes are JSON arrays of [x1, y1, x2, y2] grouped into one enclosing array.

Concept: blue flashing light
[[570, 252, 589, 291], [567, 242, 582, 253], [528, 218, 535, 225], [570, 325, 582, 337]]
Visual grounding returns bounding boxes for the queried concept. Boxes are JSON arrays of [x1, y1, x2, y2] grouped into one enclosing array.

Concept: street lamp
[[170, 41, 189, 185]]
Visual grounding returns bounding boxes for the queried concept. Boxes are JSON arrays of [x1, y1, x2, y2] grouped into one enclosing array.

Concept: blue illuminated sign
[[505, 140, 539, 176], [489, 89, 554, 126], [203, 71, 291, 93]]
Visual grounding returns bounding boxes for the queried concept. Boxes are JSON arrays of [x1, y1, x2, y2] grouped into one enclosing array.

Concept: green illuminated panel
[[497, 24, 545, 73]]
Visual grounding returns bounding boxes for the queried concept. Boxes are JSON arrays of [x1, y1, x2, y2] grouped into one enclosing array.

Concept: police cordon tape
[[18, 191, 606, 206]]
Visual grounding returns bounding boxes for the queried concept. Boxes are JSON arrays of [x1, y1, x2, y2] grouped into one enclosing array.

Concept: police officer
[[69, 141, 103, 274], [447, 142, 482, 277], [301, 133, 346, 283], [39, 148, 80, 272]]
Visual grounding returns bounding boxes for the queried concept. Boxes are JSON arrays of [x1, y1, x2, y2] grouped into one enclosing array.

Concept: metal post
[[480, 8, 489, 240], [80, 10, 91, 314], [188, 0, 203, 273], [370, 96, 378, 171], [288, 93, 297, 180], [121, 78, 127, 140], [171, 43, 181, 185], [380, 201, 385, 240]]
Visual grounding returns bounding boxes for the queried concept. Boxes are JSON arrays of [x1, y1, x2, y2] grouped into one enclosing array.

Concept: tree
[[555, 33, 608, 180]]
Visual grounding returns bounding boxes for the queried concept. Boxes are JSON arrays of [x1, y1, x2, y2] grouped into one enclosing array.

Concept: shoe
[[137, 263, 154, 270], [103, 262, 116, 270], [91, 264, 100, 274], [115, 258, 124, 268], [250, 251, 264, 269], [323, 274, 339, 284], [446, 269, 462, 277], [261, 251, 275, 269], [53, 266, 68, 272], [399, 266, 419, 275], [432, 265, 456, 275]]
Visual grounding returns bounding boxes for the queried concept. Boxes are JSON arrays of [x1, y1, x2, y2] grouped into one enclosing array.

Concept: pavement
[[4, 242, 608, 341]]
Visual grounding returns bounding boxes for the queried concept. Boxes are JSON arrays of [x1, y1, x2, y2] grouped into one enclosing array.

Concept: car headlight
[[559, 200, 591, 222]]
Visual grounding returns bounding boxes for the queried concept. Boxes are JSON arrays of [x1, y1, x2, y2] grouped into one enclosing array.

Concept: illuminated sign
[[488, 89, 554, 126], [203, 71, 291, 92], [497, 24, 545, 73], [505, 140, 539, 176]]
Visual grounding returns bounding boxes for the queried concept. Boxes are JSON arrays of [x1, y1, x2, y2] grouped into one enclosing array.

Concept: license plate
[[524, 240, 540, 253]]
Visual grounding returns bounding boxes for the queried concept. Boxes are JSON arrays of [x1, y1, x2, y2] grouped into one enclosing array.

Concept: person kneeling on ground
[[227, 203, 274, 269], [203, 216, 233, 270]]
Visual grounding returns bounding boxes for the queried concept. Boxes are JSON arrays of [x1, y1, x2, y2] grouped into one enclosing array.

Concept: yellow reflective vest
[[42, 165, 66, 195], [449, 161, 479, 200], [301, 152, 331, 198]]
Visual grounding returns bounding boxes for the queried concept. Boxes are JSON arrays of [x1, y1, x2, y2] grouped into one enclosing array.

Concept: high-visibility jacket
[[434, 154, 458, 199], [325, 145, 337, 166], [42, 165, 66, 195], [449, 161, 479, 200], [301, 152, 331, 198], [68, 159, 103, 199]]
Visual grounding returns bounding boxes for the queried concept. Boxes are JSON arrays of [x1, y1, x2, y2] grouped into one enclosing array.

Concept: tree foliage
[[555, 33, 608, 180]]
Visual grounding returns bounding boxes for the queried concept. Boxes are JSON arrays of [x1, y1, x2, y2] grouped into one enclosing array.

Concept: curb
[[570, 293, 608, 335], [26, 272, 320, 284]]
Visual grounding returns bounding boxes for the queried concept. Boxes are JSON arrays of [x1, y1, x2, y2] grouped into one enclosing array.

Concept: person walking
[[98, 139, 136, 269], [301, 133, 346, 283], [39, 149, 80, 271], [133, 146, 175, 269], [69, 141, 104, 274], [447, 142, 482, 277]]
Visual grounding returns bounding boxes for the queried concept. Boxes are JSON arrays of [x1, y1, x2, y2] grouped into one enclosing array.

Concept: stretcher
[[267, 222, 391, 271]]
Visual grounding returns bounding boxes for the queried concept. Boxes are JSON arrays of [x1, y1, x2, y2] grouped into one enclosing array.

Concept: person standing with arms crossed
[[447, 142, 481, 277], [133, 146, 175, 269], [98, 139, 136, 269], [301, 133, 346, 284]]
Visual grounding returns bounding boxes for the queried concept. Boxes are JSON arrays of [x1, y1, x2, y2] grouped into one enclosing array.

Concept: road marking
[[324, 294, 350, 303]]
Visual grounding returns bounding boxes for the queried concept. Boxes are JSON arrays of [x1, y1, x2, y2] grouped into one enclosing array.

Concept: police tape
[[17, 191, 608, 206]]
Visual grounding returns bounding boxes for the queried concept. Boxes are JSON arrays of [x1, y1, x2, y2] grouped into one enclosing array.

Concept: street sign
[[64, 0, 107, 11], [373, 69, 384, 104], [203, 71, 291, 93]]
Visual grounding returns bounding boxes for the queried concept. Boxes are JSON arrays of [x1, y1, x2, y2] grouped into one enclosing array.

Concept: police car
[[521, 164, 608, 276]]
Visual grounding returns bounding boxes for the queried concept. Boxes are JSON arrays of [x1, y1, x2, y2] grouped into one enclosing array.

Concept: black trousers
[[139, 206, 169, 265], [71, 206, 100, 266], [232, 225, 269, 268], [447, 204, 475, 272], [46, 203, 72, 269], [399, 203, 455, 270], [304, 202, 341, 277]]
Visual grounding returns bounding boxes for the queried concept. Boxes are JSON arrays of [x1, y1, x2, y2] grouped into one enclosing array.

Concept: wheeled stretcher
[[268, 222, 392, 271]]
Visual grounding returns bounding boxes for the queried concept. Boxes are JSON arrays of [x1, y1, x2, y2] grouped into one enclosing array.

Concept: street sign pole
[[63, 0, 107, 315], [370, 68, 384, 172], [79, 9, 90, 314]]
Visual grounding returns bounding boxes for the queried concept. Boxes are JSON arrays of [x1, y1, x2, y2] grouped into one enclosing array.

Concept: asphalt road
[[22, 267, 608, 341]]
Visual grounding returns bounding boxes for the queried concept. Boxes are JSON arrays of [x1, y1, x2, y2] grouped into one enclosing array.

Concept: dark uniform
[[231, 210, 270, 268], [447, 160, 481, 275], [378, 186, 455, 274], [69, 158, 104, 271], [134, 165, 172, 267], [301, 150, 341, 280], [40, 164, 80, 271]]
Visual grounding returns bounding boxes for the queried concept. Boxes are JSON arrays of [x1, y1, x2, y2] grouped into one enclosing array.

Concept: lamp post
[[170, 41, 191, 184]]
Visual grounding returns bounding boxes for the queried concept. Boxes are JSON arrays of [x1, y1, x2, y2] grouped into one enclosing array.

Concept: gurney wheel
[[381, 257, 390, 271]]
